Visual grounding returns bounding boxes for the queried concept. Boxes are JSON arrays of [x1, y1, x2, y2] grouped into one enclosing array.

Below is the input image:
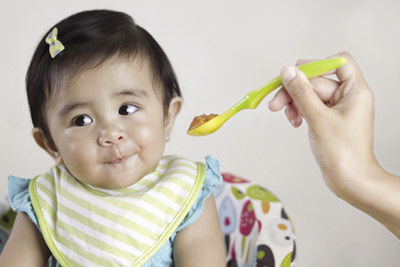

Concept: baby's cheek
[[132, 124, 165, 164], [60, 143, 93, 174], [134, 123, 165, 146]]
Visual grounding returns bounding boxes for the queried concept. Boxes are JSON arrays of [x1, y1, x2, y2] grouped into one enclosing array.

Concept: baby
[[0, 10, 225, 267]]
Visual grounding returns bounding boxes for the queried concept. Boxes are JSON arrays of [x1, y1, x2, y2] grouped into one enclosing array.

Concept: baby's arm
[[268, 51, 400, 238], [0, 212, 50, 266], [173, 194, 225, 266]]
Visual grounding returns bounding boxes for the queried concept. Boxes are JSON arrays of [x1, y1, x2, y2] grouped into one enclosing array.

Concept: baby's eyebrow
[[58, 102, 88, 118], [114, 88, 149, 98]]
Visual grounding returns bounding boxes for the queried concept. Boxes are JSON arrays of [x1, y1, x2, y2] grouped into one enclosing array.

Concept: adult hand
[[269, 52, 400, 238], [269, 52, 376, 197]]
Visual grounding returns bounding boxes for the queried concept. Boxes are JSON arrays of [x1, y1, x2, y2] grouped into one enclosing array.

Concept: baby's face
[[44, 58, 169, 189]]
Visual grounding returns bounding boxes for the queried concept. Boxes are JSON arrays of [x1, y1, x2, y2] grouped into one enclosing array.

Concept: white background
[[1, 0, 400, 266]]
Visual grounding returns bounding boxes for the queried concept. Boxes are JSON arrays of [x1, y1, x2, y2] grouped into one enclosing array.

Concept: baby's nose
[[98, 127, 125, 146]]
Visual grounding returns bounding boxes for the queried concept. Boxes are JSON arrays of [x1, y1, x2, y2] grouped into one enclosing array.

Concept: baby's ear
[[32, 128, 64, 166], [164, 96, 182, 142]]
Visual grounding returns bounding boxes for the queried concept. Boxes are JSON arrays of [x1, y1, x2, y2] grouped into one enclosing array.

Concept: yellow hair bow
[[45, 27, 65, 58]]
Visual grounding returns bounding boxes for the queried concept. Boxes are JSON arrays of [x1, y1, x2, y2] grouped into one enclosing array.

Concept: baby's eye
[[73, 115, 92, 126], [119, 104, 138, 115]]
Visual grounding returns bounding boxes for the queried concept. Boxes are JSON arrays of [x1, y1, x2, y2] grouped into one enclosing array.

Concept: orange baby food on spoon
[[188, 114, 219, 132]]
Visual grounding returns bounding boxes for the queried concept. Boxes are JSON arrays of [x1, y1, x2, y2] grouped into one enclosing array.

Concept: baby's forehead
[[47, 57, 165, 105], [69, 56, 151, 82]]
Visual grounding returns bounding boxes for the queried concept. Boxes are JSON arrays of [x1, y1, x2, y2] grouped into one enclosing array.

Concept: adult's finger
[[268, 87, 292, 111], [285, 101, 303, 128], [328, 52, 366, 85], [309, 77, 340, 104], [281, 66, 326, 123], [269, 77, 339, 111]]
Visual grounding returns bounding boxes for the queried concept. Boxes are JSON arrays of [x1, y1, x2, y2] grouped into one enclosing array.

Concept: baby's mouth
[[108, 156, 131, 164]]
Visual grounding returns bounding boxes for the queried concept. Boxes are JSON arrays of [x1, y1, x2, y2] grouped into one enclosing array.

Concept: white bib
[[29, 155, 205, 267]]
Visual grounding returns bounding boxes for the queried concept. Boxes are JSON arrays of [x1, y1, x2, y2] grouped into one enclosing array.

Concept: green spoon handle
[[244, 57, 347, 110]]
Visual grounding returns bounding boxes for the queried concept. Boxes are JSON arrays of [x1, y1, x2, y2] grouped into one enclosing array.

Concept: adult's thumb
[[281, 66, 326, 123]]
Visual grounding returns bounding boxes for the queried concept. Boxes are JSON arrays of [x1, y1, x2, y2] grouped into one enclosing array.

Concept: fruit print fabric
[[0, 197, 16, 254], [214, 173, 296, 267]]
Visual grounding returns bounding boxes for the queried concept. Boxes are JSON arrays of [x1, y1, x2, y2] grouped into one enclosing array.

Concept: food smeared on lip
[[188, 113, 219, 132]]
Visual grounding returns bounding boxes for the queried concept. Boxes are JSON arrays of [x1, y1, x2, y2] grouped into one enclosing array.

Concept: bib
[[29, 155, 205, 267]]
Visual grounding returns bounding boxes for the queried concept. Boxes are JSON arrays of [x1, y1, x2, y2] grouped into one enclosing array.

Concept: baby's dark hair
[[26, 9, 181, 146]]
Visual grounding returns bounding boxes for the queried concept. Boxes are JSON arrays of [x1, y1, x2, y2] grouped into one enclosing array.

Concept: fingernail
[[290, 117, 302, 128], [281, 66, 297, 84]]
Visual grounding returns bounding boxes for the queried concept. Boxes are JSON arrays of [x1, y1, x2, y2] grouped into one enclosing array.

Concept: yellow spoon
[[187, 57, 347, 136]]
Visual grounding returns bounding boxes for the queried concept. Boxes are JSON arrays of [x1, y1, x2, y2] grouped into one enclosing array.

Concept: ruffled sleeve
[[176, 155, 222, 231], [8, 175, 39, 228]]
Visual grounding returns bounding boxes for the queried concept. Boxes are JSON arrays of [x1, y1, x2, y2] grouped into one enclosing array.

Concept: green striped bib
[[29, 155, 205, 267]]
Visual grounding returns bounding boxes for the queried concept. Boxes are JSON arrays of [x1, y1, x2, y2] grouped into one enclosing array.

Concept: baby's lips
[[107, 155, 131, 164]]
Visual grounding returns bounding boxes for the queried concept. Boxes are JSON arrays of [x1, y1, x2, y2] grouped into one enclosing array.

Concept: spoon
[[187, 57, 347, 136]]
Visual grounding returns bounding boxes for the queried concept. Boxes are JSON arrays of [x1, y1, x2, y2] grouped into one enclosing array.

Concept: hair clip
[[45, 27, 65, 58]]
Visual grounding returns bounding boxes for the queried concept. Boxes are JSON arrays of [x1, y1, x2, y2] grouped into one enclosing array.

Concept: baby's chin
[[65, 157, 157, 189]]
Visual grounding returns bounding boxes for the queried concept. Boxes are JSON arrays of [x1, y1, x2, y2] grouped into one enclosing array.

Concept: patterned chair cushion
[[214, 173, 296, 267], [0, 196, 16, 254]]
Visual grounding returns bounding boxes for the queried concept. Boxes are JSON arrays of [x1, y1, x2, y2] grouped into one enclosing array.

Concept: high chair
[[0, 173, 296, 267]]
